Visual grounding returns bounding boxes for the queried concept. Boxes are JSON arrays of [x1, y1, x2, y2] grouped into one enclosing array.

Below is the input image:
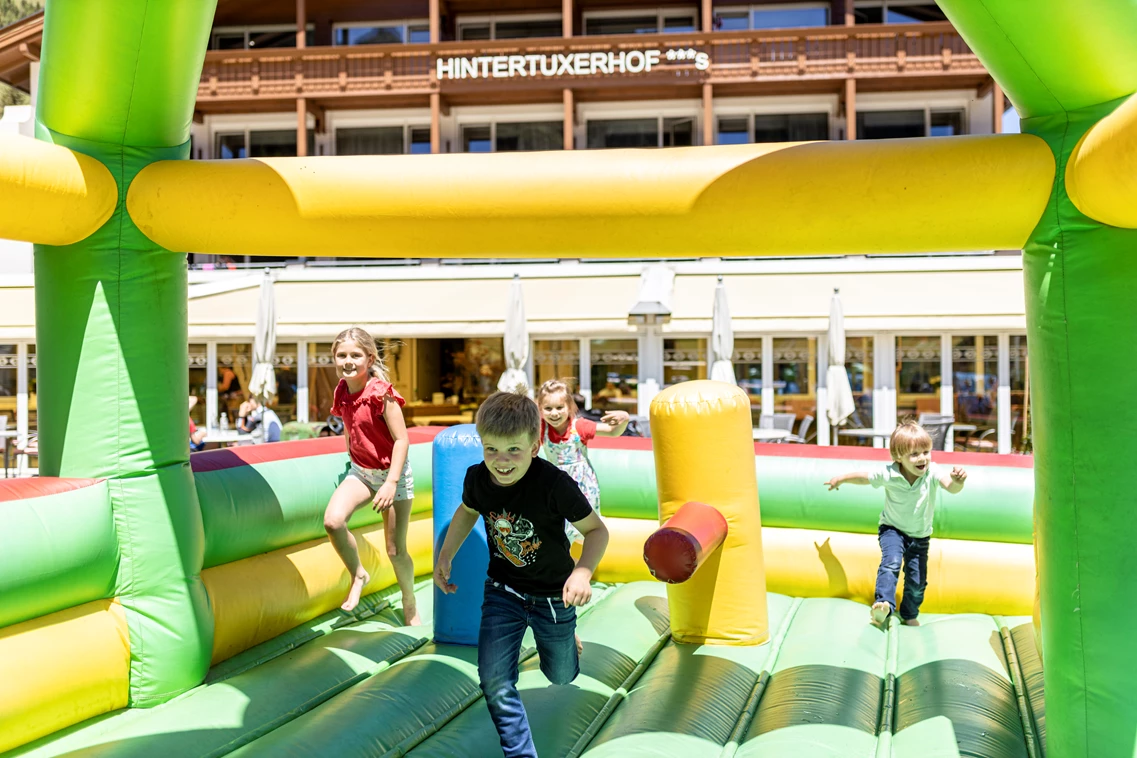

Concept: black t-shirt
[[463, 457, 594, 597]]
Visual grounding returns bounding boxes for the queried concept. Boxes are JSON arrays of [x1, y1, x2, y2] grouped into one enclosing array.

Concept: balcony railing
[[197, 21, 982, 103]]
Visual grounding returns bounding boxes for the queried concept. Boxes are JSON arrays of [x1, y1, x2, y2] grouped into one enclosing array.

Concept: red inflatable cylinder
[[643, 501, 729, 584]]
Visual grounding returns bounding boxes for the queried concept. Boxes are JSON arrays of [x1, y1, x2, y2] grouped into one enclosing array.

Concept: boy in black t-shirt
[[434, 391, 610, 758]]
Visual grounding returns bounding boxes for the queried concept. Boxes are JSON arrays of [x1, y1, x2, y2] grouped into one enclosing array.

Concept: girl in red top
[[322, 328, 419, 622]]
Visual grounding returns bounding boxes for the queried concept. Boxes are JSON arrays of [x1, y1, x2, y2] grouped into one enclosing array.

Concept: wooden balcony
[[197, 21, 984, 108]]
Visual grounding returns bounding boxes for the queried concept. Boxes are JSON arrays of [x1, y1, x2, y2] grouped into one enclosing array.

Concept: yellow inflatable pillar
[[650, 381, 768, 644]]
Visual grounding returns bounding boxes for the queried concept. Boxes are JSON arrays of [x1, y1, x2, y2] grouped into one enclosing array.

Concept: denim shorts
[[347, 460, 414, 501]]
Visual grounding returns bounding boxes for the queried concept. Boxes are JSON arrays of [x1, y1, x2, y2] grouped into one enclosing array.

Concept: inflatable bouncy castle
[[2, 1, 1137, 756]]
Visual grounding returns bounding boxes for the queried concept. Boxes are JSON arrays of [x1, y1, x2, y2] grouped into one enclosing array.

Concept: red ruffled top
[[541, 417, 597, 445], [332, 378, 406, 470]]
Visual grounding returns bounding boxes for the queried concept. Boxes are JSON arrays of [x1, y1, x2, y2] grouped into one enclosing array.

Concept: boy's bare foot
[[903, 618, 921, 627], [576, 634, 583, 656], [403, 601, 422, 626], [870, 602, 891, 626], [341, 569, 370, 612]]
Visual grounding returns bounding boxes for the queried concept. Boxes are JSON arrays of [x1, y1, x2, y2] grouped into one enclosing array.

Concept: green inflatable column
[[1022, 100, 1137, 758], [34, 1, 218, 705]]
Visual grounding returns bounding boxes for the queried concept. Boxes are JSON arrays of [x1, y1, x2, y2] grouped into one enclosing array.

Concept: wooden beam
[[702, 83, 714, 145], [306, 99, 326, 134], [845, 77, 856, 139], [18, 42, 39, 62], [563, 89, 574, 150], [296, 0, 306, 49], [296, 97, 308, 156], [193, 110, 205, 125], [430, 0, 441, 43], [430, 92, 441, 153], [702, 0, 712, 32], [563, 0, 573, 37], [993, 82, 1005, 134]]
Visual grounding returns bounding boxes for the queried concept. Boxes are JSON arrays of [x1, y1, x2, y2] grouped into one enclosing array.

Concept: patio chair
[[785, 415, 815, 444], [14, 432, 37, 477], [917, 413, 954, 452], [966, 416, 1018, 453]]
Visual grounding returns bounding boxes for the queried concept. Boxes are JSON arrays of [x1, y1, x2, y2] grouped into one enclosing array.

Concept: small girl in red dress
[[322, 327, 419, 622]]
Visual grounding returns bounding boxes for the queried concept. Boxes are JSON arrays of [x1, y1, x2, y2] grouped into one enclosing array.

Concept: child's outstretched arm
[[595, 410, 630, 437], [563, 511, 609, 607], [374, 400, 410, 512], [939, 466, 967, 494], [824, 472, 871, 490], [434, 504, 480, 594]]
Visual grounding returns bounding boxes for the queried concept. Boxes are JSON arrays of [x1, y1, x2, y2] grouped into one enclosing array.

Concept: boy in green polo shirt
[[825, 420, 967, 627]]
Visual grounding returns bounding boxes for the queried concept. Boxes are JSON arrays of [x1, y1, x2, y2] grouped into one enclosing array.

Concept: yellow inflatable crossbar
[[128, 136, 1054, 259], [0, 134, 117, 246], [204, 514, 434, 664], [0, 599, 129, 754], [1066, 91, 1137, 228], [592, 517, 1034, 616]]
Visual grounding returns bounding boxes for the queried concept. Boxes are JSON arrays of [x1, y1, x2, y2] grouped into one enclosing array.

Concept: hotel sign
[[436, 48, 710, 80]]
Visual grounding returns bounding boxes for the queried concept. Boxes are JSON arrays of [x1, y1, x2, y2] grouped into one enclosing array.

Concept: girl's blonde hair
[[331, 327, 390, 383], [536, 378, 578, 415], [890, 419, 933, 459]]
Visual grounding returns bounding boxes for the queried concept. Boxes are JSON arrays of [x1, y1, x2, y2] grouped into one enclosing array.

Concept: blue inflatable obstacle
[[432, 425, 489, 645]]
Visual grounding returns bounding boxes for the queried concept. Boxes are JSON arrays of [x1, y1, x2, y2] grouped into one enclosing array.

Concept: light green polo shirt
[[870, 461, 943, 538]]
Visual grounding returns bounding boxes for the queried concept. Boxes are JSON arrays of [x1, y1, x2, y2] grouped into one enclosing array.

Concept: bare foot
[[870, 602, 891, 627], [341, 569, 370, 612], [576, 634, 583, 656], [403, 602, 422, 626], [903, 618, 921, 627]]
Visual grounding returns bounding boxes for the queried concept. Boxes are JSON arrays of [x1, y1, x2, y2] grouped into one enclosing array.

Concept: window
[[458, 15, 562, 41], [273, 344, 299, 423], [215, 133, 246, 160], [896, 336, 941, 423], [495, 122, 562, 152], [334, 21, 430, 45], [1009, 335, 1028, 452], [216, 130, 315, 159], [663, 338, 707, 387], [755, 113, 829, 142], [858, 110, 925, 139], [533, 340, 580, 389], [773, 337, 816, 424], [211, 26, 313, 49], [308, 343, 337, 423], [587, 116, 696, 149], [590, 339, 638, 413], [846, 336, 874, 427], [0, 345, 15, 414], [717, 117, 750, 145], [462, 125, 493, 153], [714, 5, 828, 31], [951, 335, 998, 451], [930, 109, 965, 137], [189, 344, 207, 427], [733, 338, 763, 422], [335, 125, 430, 155], [854, 2, 946, 24], [217, 343, 252, 423], [584, 10, 697, 36], [409, 127, 432, 154]]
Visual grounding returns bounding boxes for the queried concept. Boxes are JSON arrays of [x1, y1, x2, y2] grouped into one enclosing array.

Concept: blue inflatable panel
[[432, 424, 490, 645]]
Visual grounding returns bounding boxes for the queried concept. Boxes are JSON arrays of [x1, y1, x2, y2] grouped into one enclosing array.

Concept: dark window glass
[[717, 116, 750, 145], [714, 11, 749, 30], [587, 119, 659, 149], [496, 121, 563, 152], [249, 129, 313, 157], [214, 33, 246, 50], [249, 29, 298, 48], [754, 113, 829, 142], [336, 126, 404, 155], [887, 4, 946, 22], [496, 19, 563, 39], [663, 117, 694, 147], [857, 110, 925, 139], [463, 125, 493, 153], [336, 26, 404, 45], [408, 25, 431, 43], [663, 15, 697, 32], [854, 7, 884, 24], [409, 127, 432, 154], [585, 15, 658, 35], [216, 133, 246, 160], [752, 8, 828, 29], [930, 109, 965, 137], [458, 24, 492, 40]]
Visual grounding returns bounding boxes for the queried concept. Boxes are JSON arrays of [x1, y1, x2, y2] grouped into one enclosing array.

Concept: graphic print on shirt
[[488, 510, 542, 568]]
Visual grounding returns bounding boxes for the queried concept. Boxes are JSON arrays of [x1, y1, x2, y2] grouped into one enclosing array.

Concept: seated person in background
[[189, 396, 206, 452], [238, 397, 282, 443]]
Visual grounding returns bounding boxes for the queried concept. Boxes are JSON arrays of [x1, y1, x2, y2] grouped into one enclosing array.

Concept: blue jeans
[[478, 580, 579, 758], [875, 524, 930, 621]]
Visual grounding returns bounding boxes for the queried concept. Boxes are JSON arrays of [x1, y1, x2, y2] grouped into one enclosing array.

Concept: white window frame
[[855, 93, 971, 138], [585, 334, 644, 414], [715, 3, 830, 30], [713, 95, 839, 142], [332, 123, 431, 155], [581, 7, 699, 36], [211, 24, 314, 50], [453, 108, 564, 153], [456, 13, 563, 41], [332, 19, 430, 46], [581, 102, 703, 148]]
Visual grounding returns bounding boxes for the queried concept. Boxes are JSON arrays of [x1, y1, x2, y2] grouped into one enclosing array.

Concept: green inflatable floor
[[7, 582, 1044, 758]]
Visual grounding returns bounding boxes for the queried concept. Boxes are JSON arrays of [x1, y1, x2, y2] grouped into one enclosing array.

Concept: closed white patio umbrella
[[709, 275, 736, 384], [497, 274, 530, 395], [247, 269, 277, 403], [826, 288, 856, 427]]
